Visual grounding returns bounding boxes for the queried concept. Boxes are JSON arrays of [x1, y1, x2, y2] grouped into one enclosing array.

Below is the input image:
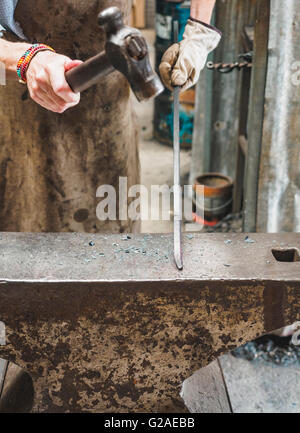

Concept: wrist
[[188, 17, 222, 37], [17, 44, 56, 83], [191, 7, 214, 24], [1, 42, 31, 80], [27, 49, 56, 68], [190, 0, 215, 24], [190, 11, 213, 25]]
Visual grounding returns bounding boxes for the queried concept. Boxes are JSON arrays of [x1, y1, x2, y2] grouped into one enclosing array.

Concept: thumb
[[48, 56, 81, 101], [171, 53, 189, 88], [65, 59, 83, 72]]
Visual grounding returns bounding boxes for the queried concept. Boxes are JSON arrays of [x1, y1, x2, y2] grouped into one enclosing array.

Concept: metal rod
[[173, 21, 183, 270]]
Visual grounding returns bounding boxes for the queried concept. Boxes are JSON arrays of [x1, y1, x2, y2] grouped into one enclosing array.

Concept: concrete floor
[[133, 30, 191, 234], [220, 354, 300, 413]]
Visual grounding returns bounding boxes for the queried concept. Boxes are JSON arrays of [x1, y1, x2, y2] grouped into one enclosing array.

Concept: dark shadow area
[[0, 361, 34, 413], [232, 334, 300, 366], [272, 248, 300, 262]]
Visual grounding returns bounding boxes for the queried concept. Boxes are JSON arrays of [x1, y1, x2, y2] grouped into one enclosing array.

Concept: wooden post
[[243, 0, 270, 232], [131, 0, 146, 29]]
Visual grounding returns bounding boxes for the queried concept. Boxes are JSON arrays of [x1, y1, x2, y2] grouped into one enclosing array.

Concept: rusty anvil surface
[[0, 232, 299, 413]]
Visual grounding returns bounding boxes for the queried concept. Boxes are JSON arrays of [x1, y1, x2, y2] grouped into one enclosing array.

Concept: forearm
[[0, 39, 31, 80], [190, 0, 216, 24], [0, 38, 81, 112]]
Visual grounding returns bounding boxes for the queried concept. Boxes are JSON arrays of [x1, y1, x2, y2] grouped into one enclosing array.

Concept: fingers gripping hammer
[[65, 6, 164, 102]]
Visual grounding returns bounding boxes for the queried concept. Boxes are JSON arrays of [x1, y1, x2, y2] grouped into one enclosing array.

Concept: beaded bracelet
[[17, 43, 56, 84]]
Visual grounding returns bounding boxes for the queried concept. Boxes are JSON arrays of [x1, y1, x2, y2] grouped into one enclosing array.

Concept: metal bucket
[[154, 0, 194, 148], [193, 173, 233, 222]]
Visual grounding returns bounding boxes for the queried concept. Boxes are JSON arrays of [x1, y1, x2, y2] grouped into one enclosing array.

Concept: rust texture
[[0, 0, 139, 233], [0, 232, 299, 412]]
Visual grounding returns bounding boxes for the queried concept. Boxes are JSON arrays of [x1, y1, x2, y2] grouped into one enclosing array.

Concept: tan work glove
[[159, 19, 221, 92]]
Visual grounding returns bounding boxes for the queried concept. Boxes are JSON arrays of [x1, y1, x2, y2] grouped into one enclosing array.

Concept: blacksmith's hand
[[26, 51, 82, 113]]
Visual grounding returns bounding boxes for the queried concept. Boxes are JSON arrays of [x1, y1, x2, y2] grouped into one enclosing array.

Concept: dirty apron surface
[[0, 0, 140, 233]]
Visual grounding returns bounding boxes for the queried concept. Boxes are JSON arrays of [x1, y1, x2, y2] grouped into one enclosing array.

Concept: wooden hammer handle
[[65, 51, 114, 93]]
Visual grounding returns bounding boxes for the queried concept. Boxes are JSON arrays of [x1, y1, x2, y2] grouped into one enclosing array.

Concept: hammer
[[65, 6, 164, 102]]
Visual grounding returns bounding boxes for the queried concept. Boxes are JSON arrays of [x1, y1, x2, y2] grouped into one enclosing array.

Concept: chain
[[207, 52, 253, 73]]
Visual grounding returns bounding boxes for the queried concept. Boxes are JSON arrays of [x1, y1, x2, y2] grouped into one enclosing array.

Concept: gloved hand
[[159, 18, 221, 92]]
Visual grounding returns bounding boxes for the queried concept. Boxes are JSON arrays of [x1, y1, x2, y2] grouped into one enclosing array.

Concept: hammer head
[[98, 7, 164, 102]]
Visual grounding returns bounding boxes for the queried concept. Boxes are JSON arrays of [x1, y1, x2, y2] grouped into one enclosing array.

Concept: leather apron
[[0, 0, 140, 233]]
